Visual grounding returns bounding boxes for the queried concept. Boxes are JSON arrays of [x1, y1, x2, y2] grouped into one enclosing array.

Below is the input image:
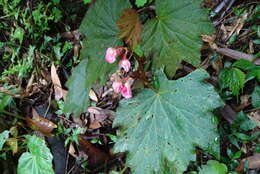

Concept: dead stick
[[216, 48, 260, 65]]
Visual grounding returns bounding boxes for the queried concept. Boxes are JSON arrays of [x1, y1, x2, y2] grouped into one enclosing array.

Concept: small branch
[[1, 110, 26, 120], [137, 5, 155, 13], [0, 87, 22, 98], [132, 54, 150, 88], [216, 48, 260, 65]]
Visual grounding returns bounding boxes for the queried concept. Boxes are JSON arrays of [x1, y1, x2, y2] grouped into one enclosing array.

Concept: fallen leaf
[[89, 122, 102, 129], [6, 138, 18, 154], [88, 106, 114, 122], [68, 143, 78, 158], [117, 8, 142, 49], [218, 105, 237, 124], [236, 154, 260, 172], [51, 64, 63, 100], [233, 95, 250, 112], [10, 126, 18, 137], [89, 89, 98, 102], [248, 110, 260, 128], [74, 44, 80, 58], [26, 109, 57, 136], [226, 13, 248, 41], [62, 89, 68, 99], [78, 135, 110, 168]]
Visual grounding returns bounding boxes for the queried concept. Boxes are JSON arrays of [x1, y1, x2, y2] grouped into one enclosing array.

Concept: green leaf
[[252, 86, 260, 108], [219, 68, 245, 95], [199, 160, 228, 174], [141, 0, 214, 77], [12, 27, 24, 44], [83, 0, 91, 4], [232, 112, 256, 131], [0, 131, 9, 151], [0, 93, 12, 112], [113, 69, 224, 174], [135, 0, 147, 7], [247, 66, 260, 81], [17, 135, 54, 174], [64, 0, 130, 115], [63, 60, 89, 116], [232, 59, 255, 71]]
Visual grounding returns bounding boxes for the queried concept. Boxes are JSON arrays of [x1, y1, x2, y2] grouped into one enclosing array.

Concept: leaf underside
[[117, 8, 142, 49], [141, 0, 214, 77], [113, 69, 224, 174], [64, 0, 130, 115]]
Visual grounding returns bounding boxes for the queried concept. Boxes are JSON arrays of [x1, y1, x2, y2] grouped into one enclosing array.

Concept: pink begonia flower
[[112, 80, 122, 93], [120, 81, 132, 98], [105, 47, 119, 63], [119, 59, 131, 72]]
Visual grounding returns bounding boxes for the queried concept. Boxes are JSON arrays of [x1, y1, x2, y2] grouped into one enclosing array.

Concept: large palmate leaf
[[113, 69, 224, 174], [17, 135, 54, 174], [141, 0, 214, 77], [64, 0, 130, 115]]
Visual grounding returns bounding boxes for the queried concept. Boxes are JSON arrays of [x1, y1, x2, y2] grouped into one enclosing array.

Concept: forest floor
[[0, 0, 260, 174]]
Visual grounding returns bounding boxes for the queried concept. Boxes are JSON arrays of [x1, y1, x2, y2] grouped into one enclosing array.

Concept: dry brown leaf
[[51, 64, 63, 100], [233, 95, 250, 112], [236, 154, 260, 172], [116, 8, 142, 49], [62, 89, 68, 99], [248, 110, 260, 128], [74, 44, 81, 58], [88, 106, 114, 122], [201, 34, 218, 50], [6, 138, 18, 154], [89, 89, 98, 102], [89, 122, 102, 129], [26, 109, 57, 136], [78, 135, 110, 168], [226, 13, 248, 41], [68, 143, 78, 158]]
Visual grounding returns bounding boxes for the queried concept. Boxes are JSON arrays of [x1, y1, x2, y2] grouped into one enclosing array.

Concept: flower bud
[[105, 47, 119, 63], [119, 59, 131, 72], [121, 81, 132, 98], [112, 80, 122, 93]]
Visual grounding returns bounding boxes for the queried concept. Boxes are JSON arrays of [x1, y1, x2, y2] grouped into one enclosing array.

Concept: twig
[[137, 5, 155, 13], [212, 0, 236, 26], [0, 87, 22, 98], [216, 48, 260, 65], [120, 166, 128, 174], [1, 110, 26, 120]]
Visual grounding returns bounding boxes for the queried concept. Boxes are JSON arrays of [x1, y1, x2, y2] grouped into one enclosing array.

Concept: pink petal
[[119, 59, 131, 72], [121, 82, 132, 98], [105, 47, 118, 63], [112, 80, 122, 93]]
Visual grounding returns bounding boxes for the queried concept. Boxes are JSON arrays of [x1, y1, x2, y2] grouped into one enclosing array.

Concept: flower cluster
[[112, 77, 133, 98], [105, 47, 131, 72], [105, 47, 133, 98]]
